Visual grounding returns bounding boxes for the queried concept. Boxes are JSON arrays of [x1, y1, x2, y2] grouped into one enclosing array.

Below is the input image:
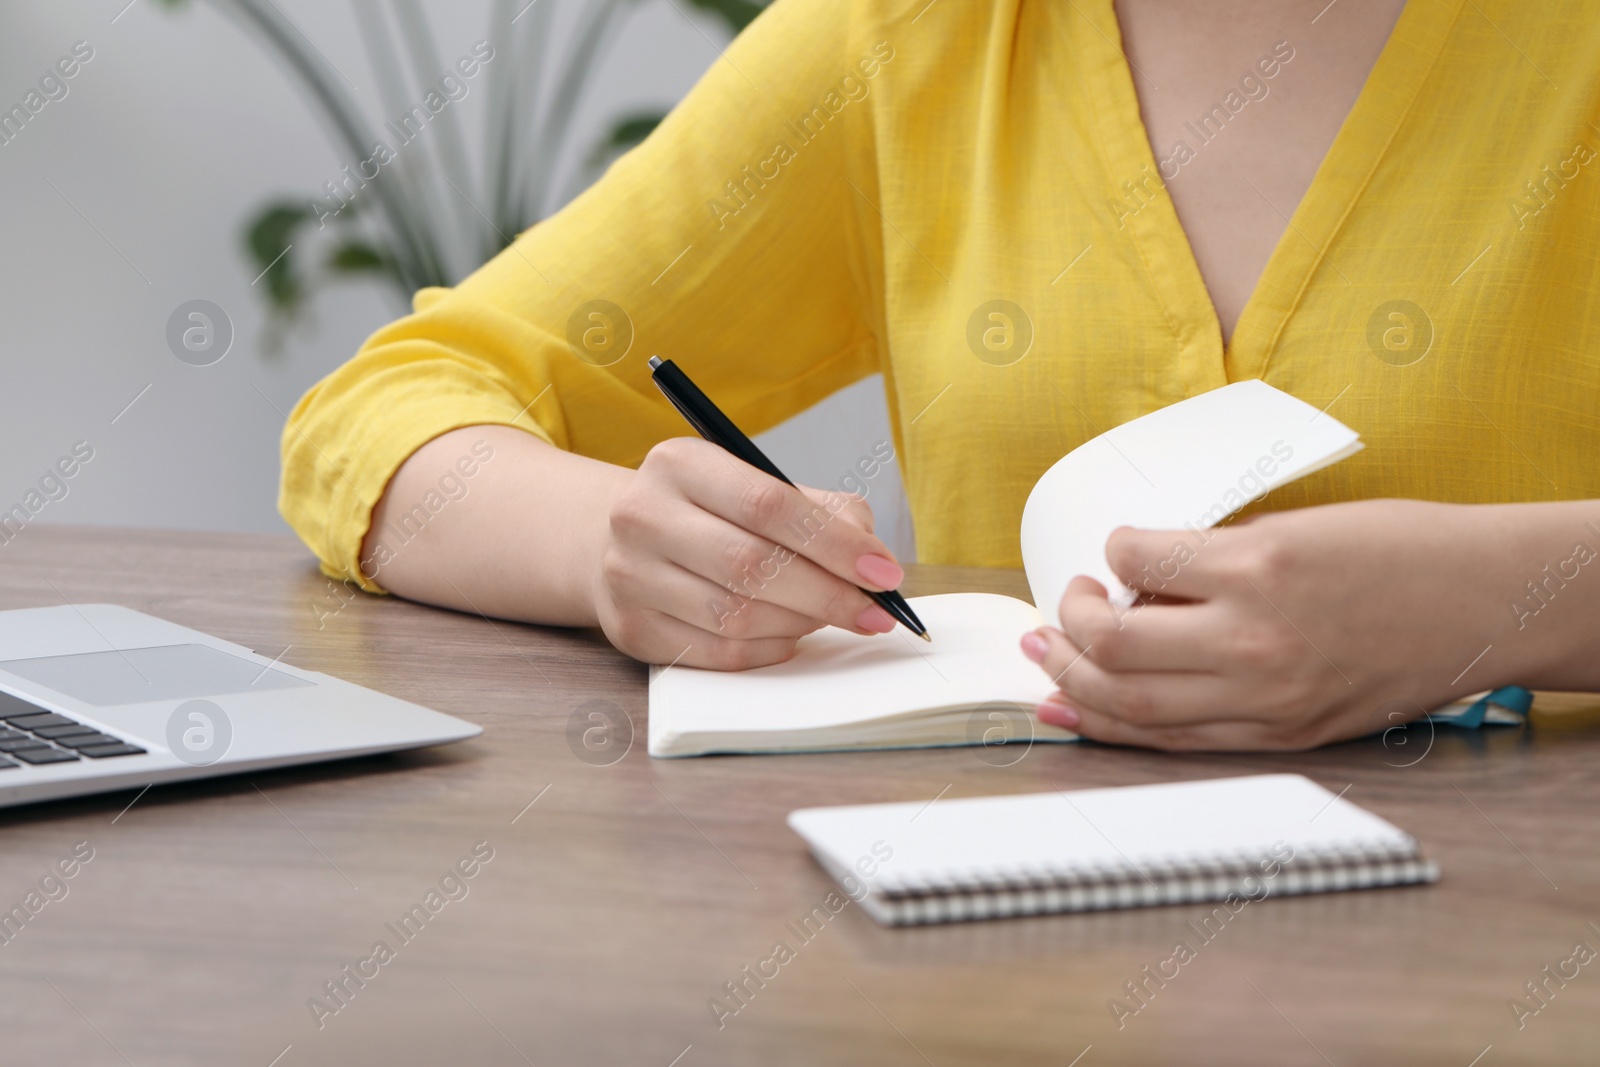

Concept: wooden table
[[2, 528, 1597, 1066]]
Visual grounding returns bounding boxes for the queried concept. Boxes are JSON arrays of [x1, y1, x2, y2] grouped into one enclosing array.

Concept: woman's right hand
[[591, 437, 907, 670]]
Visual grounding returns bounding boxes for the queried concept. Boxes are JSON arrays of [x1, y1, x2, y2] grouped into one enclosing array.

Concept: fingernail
[[855, 605, 896, 633], [1020, 631, 1048, 664], [1037, 702, 1080, 729], [855, 554, 904, 589]]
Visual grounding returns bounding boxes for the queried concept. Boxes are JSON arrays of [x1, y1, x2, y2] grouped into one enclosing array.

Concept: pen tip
[[648, 355, 663, 370], [918, 631, 932, 643]]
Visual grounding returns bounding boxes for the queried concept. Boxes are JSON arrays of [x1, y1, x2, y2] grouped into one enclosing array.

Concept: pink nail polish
[[1020, 631, 1048, 663], [856, 605, 896, 633], [855, 554, 904, 589], [1037, 703, 1080, 729]]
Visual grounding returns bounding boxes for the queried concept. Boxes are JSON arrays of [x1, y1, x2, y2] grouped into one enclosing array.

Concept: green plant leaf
[[327, 240, 388, 273], [607, 113, 665, 149], [682, 0, 767, 32], [591, 111, 664, 164], [243, 200, 317, 313]]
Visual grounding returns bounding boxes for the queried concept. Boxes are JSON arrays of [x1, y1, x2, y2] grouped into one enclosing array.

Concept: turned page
[[1020, 381, 1362, 617]]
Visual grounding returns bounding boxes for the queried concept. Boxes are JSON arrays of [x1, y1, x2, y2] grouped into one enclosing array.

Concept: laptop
[[0, 603, 480, 810]]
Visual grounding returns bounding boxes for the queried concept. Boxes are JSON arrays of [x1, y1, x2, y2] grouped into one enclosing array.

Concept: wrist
[[1473, 500, 1600, 689], [549, 453, 633, 628]]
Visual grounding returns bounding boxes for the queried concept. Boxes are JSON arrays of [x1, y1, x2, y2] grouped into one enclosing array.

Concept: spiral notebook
[[787, 774, 1438, 926]]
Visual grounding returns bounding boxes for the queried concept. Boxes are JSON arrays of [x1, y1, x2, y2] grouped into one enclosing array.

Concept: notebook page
[[789, 774, 1416, 894], [1020, 380, 1361, 615], [647, 593, 1048, 754]]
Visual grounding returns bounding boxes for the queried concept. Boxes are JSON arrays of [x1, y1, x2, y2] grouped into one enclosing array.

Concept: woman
[[281, 0, 1600, 750]]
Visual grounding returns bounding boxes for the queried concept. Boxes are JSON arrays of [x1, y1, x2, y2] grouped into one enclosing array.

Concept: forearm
[[1492, 499, 1600, 691], [360, 425, 629, 626]]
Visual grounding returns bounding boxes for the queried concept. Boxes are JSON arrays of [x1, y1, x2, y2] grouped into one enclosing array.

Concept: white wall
[[0, 0, 911, 559]]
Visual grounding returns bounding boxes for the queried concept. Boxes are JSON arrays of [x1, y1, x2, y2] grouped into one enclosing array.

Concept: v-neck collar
[[1081, 0, 1465, 392]]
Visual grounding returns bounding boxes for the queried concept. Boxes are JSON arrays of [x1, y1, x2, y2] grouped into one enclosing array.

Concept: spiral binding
[[862, 841, 1439, 926]]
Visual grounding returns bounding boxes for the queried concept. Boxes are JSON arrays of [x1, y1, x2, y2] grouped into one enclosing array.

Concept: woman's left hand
[[1020, 498, 1537, 750]]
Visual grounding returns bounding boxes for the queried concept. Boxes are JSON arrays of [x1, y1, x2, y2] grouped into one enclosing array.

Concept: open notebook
[[788, 774, 1439, 925], [649, 380, 1363, 757]]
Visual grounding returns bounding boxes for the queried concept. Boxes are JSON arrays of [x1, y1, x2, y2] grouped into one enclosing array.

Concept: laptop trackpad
[[0, 643, 314, 706]]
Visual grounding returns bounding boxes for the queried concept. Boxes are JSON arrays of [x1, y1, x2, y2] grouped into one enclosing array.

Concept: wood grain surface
[[1, 526, 1597, 1066]]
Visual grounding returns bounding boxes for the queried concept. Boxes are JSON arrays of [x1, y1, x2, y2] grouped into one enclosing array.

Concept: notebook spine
[[870, 843, 1438, 926]]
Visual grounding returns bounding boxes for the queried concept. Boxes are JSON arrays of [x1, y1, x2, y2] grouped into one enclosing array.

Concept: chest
[[1111, 0, 1408, 342]]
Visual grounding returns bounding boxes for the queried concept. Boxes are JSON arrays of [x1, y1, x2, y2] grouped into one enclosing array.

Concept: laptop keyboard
[[0, 691, 147, 767]]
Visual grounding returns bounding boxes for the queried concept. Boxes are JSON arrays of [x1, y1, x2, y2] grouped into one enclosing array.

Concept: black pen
[[647, 355, 930, 642]]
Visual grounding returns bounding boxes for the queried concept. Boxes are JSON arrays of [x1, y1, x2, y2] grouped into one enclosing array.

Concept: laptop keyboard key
[[0, 756, 18, 769], [0, 737, 51, 752], [6, 713, 78, 731], [33, 724, 101, 739], [77, 743, 145, 759], [55, 733, 119, 749], [9, 747, 80, 764]]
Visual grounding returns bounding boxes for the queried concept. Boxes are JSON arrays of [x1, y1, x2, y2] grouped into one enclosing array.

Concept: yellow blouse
[[281, 0, 1600, 591]]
